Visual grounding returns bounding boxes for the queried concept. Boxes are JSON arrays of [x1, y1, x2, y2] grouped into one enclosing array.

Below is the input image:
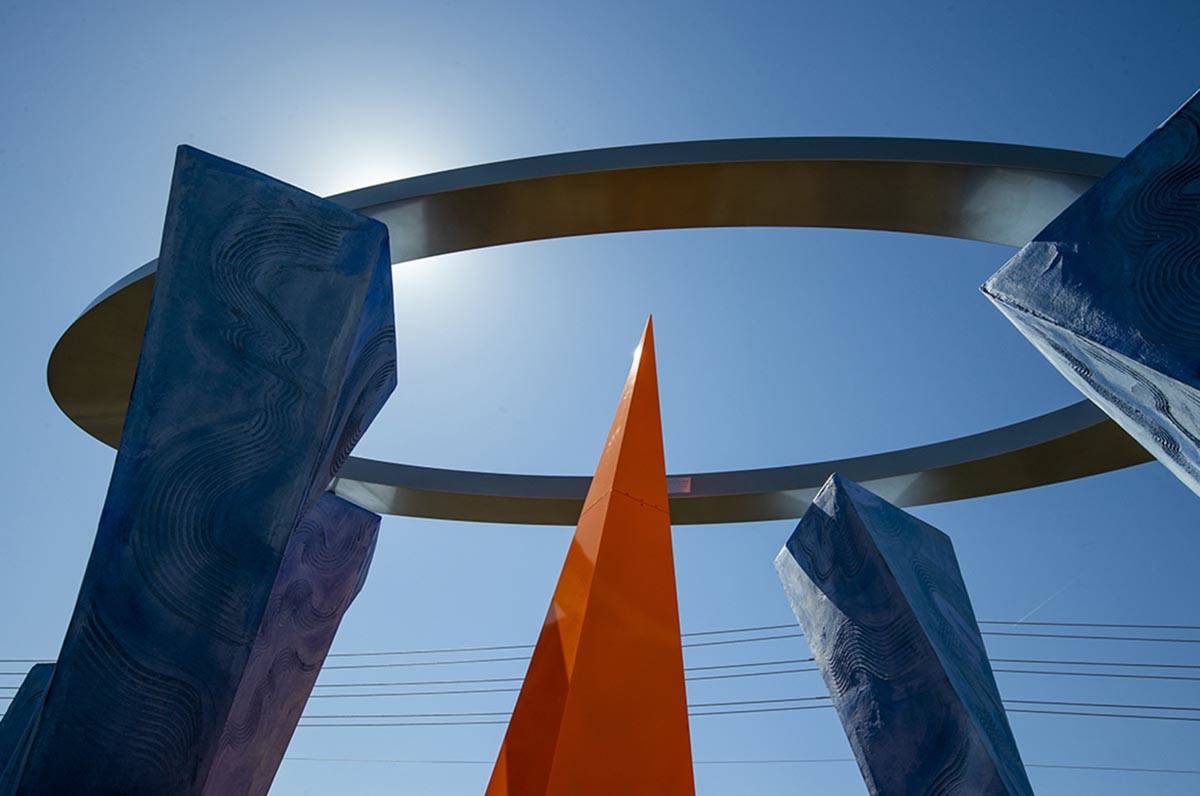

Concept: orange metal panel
[[486, 318, 694, 795]]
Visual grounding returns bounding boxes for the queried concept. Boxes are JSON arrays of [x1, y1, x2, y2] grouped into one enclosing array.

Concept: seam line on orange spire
[[578, 488, 671, 522]]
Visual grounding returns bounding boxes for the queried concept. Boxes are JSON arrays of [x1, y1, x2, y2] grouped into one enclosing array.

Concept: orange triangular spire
[[487, 317, 694, 795]]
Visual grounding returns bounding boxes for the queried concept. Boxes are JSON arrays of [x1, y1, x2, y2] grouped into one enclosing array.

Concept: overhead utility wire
[[312, 629, 1200, 671], [6, 659, 1200, 692], [295, 702, 1200, 727], [280, 756, 1200, 776], [8, 661, 1200, 693], [7, 697, 1200, 725], [299, 697, 1200, 722], [5, 619, 1198, 665], [302, 666, 1200, 697]]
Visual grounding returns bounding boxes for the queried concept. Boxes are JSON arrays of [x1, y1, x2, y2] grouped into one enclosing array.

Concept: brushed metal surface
[[46, 138, 1152, 525]]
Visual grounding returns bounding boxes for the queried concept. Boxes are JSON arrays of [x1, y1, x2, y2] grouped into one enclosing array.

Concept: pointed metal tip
[[631, 315, 656, 371]]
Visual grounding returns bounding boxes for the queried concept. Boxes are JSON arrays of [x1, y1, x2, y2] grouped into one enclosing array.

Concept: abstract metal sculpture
[[46, 139, 1152, 526], [13, 146, 396, 793], [775, 474, 1033, 795], [985, 90, 1200, 499], [202, 491, 380, 795], [487, 319, 694, 795], [20, 86, 1200, 794]]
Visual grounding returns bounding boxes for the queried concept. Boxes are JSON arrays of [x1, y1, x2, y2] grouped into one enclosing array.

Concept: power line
[[315, 633, 809, 670], [308, 658, 819, 690], [295, 701, 1200, 727], [8, 696, 1200, 728], [319, 653, 816, 674], [297, 697, 1200, 722], [10, 663, 1199, 705], [322, 655, 530, 671], [0, 660, 51, 665], [306, 666, 1200, 696], [308, 687, 520, 699], [979, 621, 1200, 631], [688, 704, 832, 717], [685, 657, 814, 671], [6, 619, 1198, 665], [983, 631, 1200, 645], [1024, 763, 1200, 775], [682, 624, 800, 637], [992, 657, 1200, 670], [327, 643, 531, 658], [280, 756, 1200, 776], [1005, 699, 1200, 713], [7, 659, 1200, 692], [320, 623, 805, 659], [686, 667, 818, 682], [314, 676, 522, 689], [994, 668, 1200, 683], [315, 629, 1200, 671], [682, 632, 802, 648], [1006, 708, 1200, 723], [308, 667, 819, 697], [303, 696, 836, 720]]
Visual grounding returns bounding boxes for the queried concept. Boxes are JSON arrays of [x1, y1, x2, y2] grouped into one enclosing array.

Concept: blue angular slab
[[17, 146, 396, 793], [983, 90, 1200, 497], [0, 664, 53, 794], [202, 491, 380, 795], [774, 474, 1032, 796]]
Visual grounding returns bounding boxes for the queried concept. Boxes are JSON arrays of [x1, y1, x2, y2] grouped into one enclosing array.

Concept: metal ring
[[46, 137, 1152, 525]]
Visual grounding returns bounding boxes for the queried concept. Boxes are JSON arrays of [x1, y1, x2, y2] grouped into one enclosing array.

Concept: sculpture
[[487, 319, 694, 795], [984, 90, 1200, 498], [775, 474, 1033, 795], [13, 146, 396, 793]]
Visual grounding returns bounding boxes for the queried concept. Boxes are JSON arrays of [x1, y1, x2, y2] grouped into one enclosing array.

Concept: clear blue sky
[[3, 1, 1200, 793]]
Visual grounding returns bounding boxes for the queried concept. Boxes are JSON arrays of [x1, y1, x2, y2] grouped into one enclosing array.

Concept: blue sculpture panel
[[0, 664, 53, 794], [984, 90, 1200, 497], [16, 146, 396, 793], [202, 491, 380, 795], [774, 474, 1032, 795]]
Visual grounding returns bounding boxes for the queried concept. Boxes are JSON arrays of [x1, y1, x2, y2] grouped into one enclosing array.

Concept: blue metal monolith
[[775, 474, 1033, 795], [984, 90, 1200, 498], [15, 146, 396, 793]]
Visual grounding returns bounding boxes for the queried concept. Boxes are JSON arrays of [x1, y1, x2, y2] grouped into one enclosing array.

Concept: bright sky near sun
[[3, 2, 1200, 793]]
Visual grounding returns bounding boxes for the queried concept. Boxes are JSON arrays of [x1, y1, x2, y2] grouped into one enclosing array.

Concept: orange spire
[[487, 317, 694, 795]]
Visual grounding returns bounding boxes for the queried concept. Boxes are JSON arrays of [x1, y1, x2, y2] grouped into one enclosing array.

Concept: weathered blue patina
[[203, 491, 380, 796], [14, 146, 396, 794], [984, 90, 1200, 498], [775, 474, 1033, 795]]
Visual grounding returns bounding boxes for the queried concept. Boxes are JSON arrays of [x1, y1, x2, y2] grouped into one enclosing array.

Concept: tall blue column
[[775, 474, 1032, 795], [16, 146, 396, 794], [984, 90, 1200, 498]]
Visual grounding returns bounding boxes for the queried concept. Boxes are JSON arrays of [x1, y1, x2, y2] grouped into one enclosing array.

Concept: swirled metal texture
[[775, 474, 1033, 795], [47, 138, 1153, 525], [18, 147, 397, 794], [203, 491, 380, 796], [984, 90, 1200, 500]]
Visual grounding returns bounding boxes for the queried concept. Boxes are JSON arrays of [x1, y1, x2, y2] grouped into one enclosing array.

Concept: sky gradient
[[3, 1, 1200, 793]]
